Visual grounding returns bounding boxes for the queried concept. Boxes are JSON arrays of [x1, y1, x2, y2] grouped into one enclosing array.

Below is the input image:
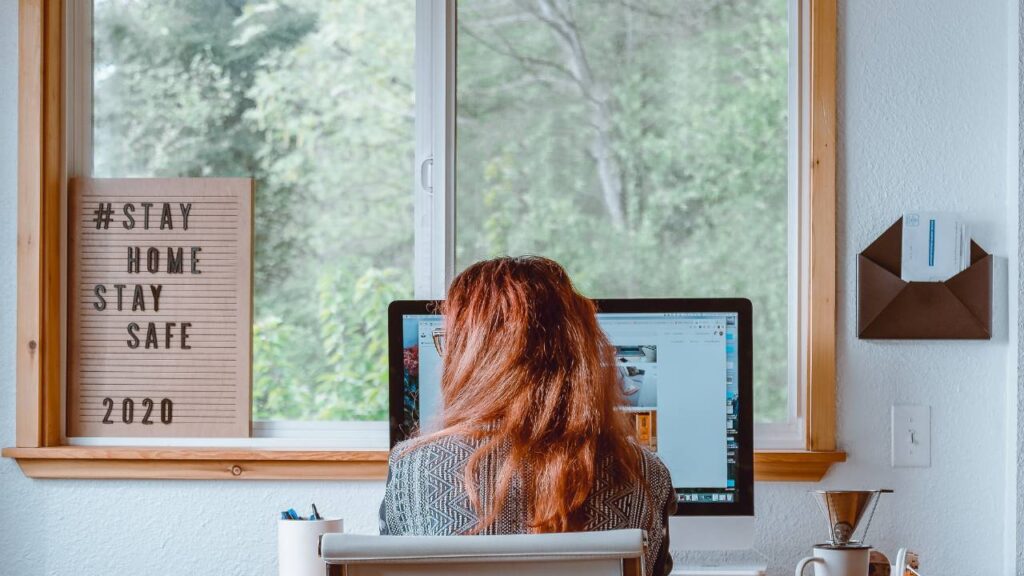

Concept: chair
[[319, 528, 647, 576]]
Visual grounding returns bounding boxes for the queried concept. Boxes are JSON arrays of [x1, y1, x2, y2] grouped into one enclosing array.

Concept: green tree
[[456, 0, 789, 420]]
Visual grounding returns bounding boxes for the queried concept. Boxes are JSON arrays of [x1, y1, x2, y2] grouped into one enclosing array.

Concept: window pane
[[92, 0, 415, 422], [455, 0, 789, 422]]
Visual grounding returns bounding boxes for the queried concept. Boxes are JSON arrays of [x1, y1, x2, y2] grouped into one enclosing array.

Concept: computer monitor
[[388, 298, 754, 548]]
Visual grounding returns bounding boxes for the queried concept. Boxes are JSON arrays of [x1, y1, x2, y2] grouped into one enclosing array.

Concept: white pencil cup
[[277, 518, 343, 576]]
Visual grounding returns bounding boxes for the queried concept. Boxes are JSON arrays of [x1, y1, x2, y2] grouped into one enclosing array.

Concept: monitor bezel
[[387, 298, 754, 517]]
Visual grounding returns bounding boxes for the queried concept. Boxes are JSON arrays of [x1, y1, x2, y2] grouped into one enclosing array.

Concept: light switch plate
[[892, 404, 930, 467]]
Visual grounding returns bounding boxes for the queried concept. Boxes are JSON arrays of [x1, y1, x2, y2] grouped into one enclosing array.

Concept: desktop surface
[[388, 299, 753, 518]]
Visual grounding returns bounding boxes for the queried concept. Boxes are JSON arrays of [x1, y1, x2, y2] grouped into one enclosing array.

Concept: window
[[88, 0, 416, 428], [454, 0, 791, 427], [7, 0, 840, 480]]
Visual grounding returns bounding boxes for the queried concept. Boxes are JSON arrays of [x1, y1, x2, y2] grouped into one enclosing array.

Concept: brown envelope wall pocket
[[858, 218, 992, 339]]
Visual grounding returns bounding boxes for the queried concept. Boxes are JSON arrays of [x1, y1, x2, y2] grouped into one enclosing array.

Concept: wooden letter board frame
[[68, 178, 253, 438]]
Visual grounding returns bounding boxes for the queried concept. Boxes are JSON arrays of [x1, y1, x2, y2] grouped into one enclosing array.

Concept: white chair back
[[319, 529, 647, 576]]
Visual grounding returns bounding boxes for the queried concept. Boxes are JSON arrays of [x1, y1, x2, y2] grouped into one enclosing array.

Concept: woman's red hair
[[419, 256, 643, 534]]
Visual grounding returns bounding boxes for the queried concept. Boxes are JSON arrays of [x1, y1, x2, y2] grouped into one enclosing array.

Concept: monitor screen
[[388, 299, 753, 516]]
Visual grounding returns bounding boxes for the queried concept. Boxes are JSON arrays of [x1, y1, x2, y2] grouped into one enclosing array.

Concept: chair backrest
[[319, 529, 646, 576]]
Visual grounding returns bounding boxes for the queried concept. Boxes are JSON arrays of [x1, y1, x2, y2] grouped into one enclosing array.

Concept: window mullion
[[414, 0, 456, 300], [413, 0, 434, 299]]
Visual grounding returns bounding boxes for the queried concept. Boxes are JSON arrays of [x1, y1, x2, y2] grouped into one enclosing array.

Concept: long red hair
[[422, 256, 643, 533]]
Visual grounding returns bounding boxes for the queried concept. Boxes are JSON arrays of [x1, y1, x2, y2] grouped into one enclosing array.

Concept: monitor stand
[[669, 516, 766, 576], [671, 516, 753, 551]]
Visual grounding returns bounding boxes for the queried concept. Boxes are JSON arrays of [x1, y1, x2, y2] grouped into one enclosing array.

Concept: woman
[[380, 256, 676, 575]]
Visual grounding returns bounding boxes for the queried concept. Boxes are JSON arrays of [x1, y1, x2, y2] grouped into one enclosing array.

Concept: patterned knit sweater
[[379, 435, 676, 576]]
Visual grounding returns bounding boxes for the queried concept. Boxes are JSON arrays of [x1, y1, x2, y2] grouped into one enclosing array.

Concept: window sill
[[753, 450, 846, 481], [4, 447, 844, 482], [1, 447, 389, 480]]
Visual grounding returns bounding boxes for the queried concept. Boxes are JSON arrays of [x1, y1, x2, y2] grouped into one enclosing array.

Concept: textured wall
[[1014, 0, 1023, 572], [0, 0, 1016, 575]]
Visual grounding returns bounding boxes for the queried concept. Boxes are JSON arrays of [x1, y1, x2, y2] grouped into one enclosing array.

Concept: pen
[[311, 503, 322, 520]]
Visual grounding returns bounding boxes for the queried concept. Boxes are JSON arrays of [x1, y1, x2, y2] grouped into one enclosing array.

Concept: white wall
[[1011, 0, 1024, 571], [0, 0, 1017, 575]]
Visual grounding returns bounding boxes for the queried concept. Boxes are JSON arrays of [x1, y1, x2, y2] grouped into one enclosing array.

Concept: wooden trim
[[2, 447, 389, 461], [755, 450, 845, 482], [16, 0, 43, 448], [623, 557, 642, 576], [17, 0, 63, 448], [2, 447, 389, 480], [805, 0, 838, 452], [41, 0, 63, 449], [2, 447, 843, 482]]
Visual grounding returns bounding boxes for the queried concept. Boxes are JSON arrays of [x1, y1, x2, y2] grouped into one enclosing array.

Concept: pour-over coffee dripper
[[798, 491, 902, 576], [811, 489, 893, 548]]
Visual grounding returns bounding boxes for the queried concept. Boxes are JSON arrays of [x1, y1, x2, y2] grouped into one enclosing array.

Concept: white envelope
[[901, 211, 962, 282]]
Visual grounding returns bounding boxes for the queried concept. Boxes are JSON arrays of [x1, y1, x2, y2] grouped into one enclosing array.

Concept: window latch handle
[[420, 157, 434, 195]]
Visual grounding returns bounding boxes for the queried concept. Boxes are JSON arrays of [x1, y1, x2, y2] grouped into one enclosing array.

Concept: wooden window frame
[[3, 0, 843, 481]]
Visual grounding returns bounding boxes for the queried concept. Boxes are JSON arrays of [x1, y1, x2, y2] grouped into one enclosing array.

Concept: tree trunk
[[533, 0, 626, 229]]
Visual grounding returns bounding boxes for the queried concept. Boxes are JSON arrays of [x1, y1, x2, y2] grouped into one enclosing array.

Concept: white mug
[[277, 517, 343, 576], [795, 546, 870, 576]]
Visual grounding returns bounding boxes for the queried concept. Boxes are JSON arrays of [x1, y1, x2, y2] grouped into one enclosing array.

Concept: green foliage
[[252, 316, 318, 420], [252, 265, 408, 420], [313, 266, 410, 420], [95, 0, 790, 423], [457, 0, 790, 420]]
